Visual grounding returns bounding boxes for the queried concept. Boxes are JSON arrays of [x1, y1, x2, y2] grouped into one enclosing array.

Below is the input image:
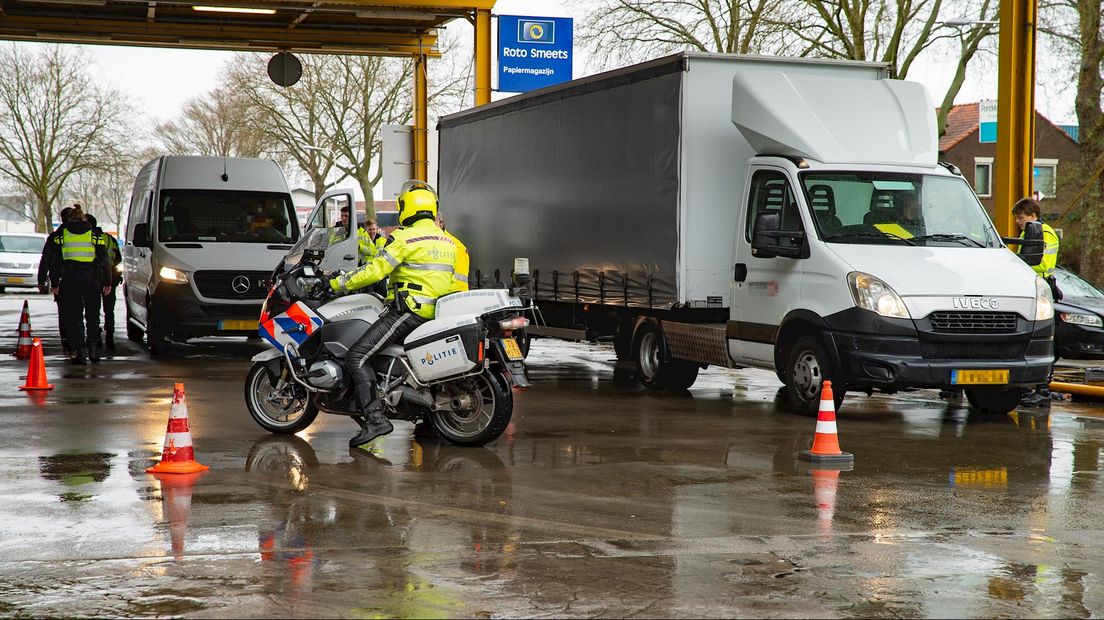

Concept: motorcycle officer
[[328, 181, 460, 447]]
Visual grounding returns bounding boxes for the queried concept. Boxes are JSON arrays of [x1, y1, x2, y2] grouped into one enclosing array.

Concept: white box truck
[[438, 53, 1054, 415]]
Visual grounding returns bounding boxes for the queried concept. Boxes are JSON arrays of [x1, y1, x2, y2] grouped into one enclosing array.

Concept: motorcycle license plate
[[951, 369, 1009, 385], [218, 320, 256, 331], [501, 338, 524, 360]]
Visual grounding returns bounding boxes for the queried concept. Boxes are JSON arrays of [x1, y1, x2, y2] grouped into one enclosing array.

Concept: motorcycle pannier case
[[404, 317, 483, 382]]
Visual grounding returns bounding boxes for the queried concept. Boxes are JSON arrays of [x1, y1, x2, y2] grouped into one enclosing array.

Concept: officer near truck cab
[[329, 181, 460, 447], [438, 216, 469, 293], [1013, 197, 1061, 408]]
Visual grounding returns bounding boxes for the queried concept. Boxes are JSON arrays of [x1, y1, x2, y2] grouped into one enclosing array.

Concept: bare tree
[[224, 54, 346, 200], [577, 0, 803, 68], [0, 44, 129, 232], [156, 87, 270, 158]]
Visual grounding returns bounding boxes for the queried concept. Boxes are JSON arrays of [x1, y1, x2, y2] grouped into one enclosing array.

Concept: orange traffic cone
[[14, 300, 32, 359], [19, 337, 54, 391], [798, 380, 854, 466], [147, 383, 210, 474], [812, 469, 840, 540], [153, 471, 203, 560]]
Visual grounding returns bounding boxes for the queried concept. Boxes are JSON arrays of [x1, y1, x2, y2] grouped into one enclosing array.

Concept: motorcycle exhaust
[[400, 385, 436, 410]]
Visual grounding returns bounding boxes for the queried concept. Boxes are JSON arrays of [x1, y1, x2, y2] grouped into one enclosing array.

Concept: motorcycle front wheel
[[244, 361, 319, 434], [430, 369, 513, 447]]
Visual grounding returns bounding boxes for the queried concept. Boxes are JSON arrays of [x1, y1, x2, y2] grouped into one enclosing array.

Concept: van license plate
[[218, 320, 256, 331], [951, 369, 1009, 385], [5, 277, 24, 284], [501, 338, 524, 360]]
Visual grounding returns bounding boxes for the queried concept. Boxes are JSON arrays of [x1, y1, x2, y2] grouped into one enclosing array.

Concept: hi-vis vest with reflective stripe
[[1020, 222, 1060, 278], [60, 229, 99, 262], [444, 230, 469, 293], [335, 219, 457, 319]]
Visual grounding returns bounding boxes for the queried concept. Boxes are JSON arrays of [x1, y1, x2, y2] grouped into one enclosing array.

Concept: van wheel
[[965, 388, 1022, 415], [783, 334, 844, 416], [633, 321, 699, 390], [146, 306, 170, 355]]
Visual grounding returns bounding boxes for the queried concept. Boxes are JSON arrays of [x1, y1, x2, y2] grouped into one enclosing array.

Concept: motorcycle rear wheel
[[430, 369, 512, 447], [245, 362, 318, 434]]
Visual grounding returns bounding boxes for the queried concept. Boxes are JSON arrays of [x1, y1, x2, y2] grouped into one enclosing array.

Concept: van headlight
[[848, 272, 910, 319], [159, 266, 189, 284], [1035, 276, 1054, 321]]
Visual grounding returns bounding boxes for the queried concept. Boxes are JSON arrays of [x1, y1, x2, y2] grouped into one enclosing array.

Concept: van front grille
[[192, 271, 270, 300], [921, 341, 1025, 360], [929, 311, 1018, 334]]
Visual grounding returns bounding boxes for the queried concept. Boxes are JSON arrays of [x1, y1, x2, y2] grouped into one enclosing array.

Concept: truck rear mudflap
[[828, 331, 1054, 390]]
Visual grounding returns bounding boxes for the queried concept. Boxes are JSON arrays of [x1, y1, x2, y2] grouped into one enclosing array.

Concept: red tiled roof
[[937, 102, 1079, 152], [939, 102, 979, 152]]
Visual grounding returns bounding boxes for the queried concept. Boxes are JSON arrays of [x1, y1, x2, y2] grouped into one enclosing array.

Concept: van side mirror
[[1002, 221, 1044, 267], [752, 211, 806, 259], [132, 223, 149, 248]]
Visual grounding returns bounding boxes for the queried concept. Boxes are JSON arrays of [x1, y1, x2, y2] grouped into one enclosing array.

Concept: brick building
[[938, 103, 1080, 220]]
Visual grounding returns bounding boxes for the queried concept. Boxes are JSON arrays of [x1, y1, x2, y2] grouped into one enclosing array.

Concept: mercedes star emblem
[[231, 275, 251, 294]]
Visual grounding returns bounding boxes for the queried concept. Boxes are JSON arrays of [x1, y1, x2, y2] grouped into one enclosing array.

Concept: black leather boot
[[105, 333, 115, 350], [349, 401, 393, 447], [88, 342, 101, 364]]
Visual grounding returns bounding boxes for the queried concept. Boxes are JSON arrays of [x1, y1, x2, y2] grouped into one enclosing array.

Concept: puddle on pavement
[[38, 452, 114, 502]]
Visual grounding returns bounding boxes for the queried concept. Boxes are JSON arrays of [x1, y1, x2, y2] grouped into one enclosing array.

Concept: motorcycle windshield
[[282, 226, 347, 270]]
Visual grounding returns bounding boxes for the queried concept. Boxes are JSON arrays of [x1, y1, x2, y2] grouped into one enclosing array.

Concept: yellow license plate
[[219, 320, 256, 331], [6, 277, 24, 284], [951, 369, 1010, 385], [501, 338, 524, 360]]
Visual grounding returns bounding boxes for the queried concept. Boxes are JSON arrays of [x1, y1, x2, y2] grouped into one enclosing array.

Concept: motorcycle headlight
[[159, 266, 189, 284], [1059, 312, 1102, 327], [848, 272, 910, 319], [1035, 276, 1054, 321]]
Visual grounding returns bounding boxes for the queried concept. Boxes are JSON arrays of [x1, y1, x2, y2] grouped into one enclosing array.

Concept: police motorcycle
[[244, 189, 531, 447]]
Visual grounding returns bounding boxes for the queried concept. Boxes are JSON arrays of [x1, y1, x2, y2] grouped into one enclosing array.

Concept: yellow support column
[[413, 53, 428, 182], [993, 0, 1037, 238], [474, 8, 492, 106]]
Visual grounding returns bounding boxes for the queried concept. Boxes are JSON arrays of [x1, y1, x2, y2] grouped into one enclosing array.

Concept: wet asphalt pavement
[[4, 294, 1104, 617]]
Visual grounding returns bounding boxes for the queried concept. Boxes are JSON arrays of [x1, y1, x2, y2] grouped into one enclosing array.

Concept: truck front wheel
[[783, 334, 844, 416], [633, 322, 699, 390], [965, 388, 1022, 415]]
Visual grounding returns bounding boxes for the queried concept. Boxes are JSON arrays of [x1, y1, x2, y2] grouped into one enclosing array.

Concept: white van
[[122, 156, 300, 353]]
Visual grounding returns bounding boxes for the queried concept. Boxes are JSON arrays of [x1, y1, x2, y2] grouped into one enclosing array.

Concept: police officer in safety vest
[[48, 207, 111, 364], [1013, 197, 1061, 407], [329, 181, 462, 447]]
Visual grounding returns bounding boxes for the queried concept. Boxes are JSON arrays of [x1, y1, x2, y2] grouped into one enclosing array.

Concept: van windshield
[[799, 172, 1001, 248], [157, 190, 299, 243]]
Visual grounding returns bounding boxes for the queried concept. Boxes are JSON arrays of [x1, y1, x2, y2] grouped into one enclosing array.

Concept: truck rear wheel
[[965, 388, 1022, 415], [783, 334, 844, 416], [633, 321, 699, 390]]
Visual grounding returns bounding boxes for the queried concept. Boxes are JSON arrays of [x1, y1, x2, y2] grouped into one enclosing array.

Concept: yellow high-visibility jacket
[[443, 230, 469, 293], [1019, 222, 1060, 278]]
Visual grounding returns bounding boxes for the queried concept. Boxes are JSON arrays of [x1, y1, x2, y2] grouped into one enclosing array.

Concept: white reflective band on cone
[[815, 420, 838, 434], [819, 399, 834, 411], [162, 432, 194, 449], [170, 403, 188, 419]]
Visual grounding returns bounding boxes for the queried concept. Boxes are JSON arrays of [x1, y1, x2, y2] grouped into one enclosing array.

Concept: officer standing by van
[[1013, 197, 1061, 407], [38, 206, 74, 356], [86, 215, 122, 350], [48, 207, 111, 364]]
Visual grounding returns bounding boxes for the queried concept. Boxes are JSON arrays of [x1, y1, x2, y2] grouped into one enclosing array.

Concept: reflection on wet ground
[[5, 298, 1104, 616]]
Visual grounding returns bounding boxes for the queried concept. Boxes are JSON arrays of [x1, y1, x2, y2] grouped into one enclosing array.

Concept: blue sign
[[497, 14, 573, 93]]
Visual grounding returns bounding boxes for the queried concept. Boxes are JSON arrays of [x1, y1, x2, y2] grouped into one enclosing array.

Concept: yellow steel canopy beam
[[473, 7, 491, 105], [993, 0, 1037, 238], [413, 53, 428, 181]]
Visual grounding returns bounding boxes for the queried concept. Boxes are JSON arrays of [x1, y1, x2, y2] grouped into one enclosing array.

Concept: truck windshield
[[799, 172, 1000, 248], [157, 190, 299, 243]]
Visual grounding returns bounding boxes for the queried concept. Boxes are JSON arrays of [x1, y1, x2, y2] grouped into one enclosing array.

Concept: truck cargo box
[[438, 53, 888, 310]]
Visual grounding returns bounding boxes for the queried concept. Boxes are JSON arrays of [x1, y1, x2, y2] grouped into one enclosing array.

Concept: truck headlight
[[159, 266, 189, 284], [1035, 276, 1053, 321], [1059, 312, 1102, 327], [848, 272, 910, 319]]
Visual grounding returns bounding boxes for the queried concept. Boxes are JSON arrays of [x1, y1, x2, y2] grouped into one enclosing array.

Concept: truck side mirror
[[752, 211, 806, 259], [132, 223, 149, 248], [1002, 221, 1044, 267]]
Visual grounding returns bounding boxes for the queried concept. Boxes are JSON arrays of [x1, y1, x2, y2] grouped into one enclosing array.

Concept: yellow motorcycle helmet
[[397, 180, 439, 226]]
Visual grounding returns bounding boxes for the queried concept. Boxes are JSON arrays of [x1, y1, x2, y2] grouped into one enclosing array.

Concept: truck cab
[[726, 71, 1053, 414]]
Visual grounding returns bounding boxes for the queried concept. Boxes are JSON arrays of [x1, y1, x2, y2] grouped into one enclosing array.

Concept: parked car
[[1053, 266, 1104, 359], [0, 232, 47, 293]]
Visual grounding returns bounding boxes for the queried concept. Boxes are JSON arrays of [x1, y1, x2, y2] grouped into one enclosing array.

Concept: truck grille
[[921, 341, 1025, 360], [192, 271, 270, 300], [929, 311, 1018, 334]]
